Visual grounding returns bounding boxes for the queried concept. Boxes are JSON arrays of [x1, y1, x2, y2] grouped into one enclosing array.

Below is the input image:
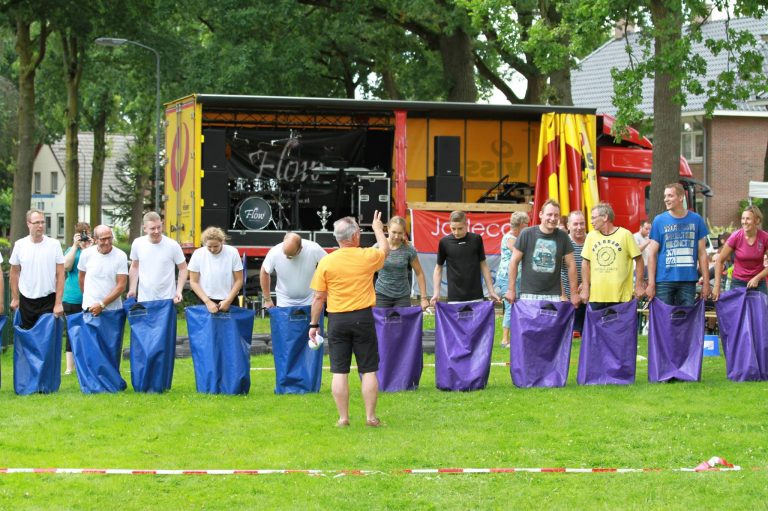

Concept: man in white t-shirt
[[128, 211, 187, 303], [260, 232, 326, 307], [78, 225, 128, 314], [9, 209, 65, 328]]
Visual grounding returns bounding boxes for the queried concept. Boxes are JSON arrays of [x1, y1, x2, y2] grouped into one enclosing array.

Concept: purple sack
[[434, 301, 495, 391], [647, 298, 704, 383], [373, 306, 423, 392], [510, 300, 575, 388], [577, 300, 638, 385], [715, 288, 768, 382]]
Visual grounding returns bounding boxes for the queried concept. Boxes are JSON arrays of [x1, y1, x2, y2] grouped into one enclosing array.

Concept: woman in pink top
[[713, 205, 768, 300]]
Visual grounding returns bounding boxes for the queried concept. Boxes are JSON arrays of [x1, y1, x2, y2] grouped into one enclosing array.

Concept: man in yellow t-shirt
[[309, 211, 389, 428], [580, 202, 645, 309]]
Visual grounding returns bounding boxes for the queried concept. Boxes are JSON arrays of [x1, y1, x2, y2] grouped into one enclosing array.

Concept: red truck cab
[[596, 115, 711, 232]]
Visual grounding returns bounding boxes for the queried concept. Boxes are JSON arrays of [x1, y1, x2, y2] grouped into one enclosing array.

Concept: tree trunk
[[439, 28, 477, 102], [61, 33, 84, 241], [11, 18, 47, 244], [524, 74, 546, 104], [129, 170, 145, 242], [548, 67, 573, 106], [380, 69, 400, 100], [648, 1, 683, 218], [90, 109, 107, 228]]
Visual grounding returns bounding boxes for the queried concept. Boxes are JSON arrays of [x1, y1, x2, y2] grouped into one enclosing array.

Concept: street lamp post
[[95, 37, 162, 212]]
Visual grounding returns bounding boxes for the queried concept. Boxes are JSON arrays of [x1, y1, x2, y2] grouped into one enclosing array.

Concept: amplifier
[[357, 176, 390, 225]]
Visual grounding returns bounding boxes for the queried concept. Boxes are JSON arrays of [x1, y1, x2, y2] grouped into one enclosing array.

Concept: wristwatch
[[99, 300, 106, 309], [309, 323, 320, 328]]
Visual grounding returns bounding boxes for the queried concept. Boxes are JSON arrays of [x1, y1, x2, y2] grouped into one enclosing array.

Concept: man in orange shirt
[[309, 211, 389, 427]]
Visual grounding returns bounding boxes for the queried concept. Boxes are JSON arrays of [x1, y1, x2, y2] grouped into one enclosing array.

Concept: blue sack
[[269, 306, 324, 394], [647, 298, 704, 383], [124, 298, 177, 393], [434, 301, 495, 391], [13, 311, 63, 395], [185, 305, 254, 395], [67, 309, 127, 394], [715, 288, 768, 382], [577, 300, 638, 385], [373, 306, 423, 392], [509, 300, 575, 388]]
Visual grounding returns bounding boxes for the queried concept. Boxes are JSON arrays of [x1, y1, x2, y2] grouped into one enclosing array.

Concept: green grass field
[[0, 315, 767, 510]]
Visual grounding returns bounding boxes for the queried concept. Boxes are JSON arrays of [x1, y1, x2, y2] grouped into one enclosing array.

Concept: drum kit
[[229, 176, 290, 230]]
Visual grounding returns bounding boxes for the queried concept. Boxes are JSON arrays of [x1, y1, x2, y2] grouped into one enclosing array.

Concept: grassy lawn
[[0, 315, 766, 510]]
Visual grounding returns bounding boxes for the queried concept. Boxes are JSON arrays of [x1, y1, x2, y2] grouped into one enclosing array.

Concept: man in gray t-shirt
[[505, 200, 580, 306]]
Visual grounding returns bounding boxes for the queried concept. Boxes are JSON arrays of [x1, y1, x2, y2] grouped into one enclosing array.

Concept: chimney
[[614, 19, 636, 40], [694, 3, 714, 25]]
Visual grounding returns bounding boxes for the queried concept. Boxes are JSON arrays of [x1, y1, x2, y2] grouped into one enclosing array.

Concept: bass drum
[[235, 195, 273, 230]]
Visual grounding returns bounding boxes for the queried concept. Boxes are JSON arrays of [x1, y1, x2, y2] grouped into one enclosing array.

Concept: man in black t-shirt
[[430, 210, 500, 304], [504, 200, 581, 307]]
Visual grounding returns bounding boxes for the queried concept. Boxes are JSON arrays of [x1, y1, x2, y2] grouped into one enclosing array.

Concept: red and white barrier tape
[[0, 458, 741, 476]]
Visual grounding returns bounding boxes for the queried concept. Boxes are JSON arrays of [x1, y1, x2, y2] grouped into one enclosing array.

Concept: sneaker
[[64, 370, 73, 375]]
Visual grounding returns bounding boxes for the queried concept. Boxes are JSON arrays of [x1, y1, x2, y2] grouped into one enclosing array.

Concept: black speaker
[[201, 208, 229, 231], [201, 171, 229, 208], [427, 175, 462, 202], [434, 136, 460, 176], [357, 177, 390, 225], [202, 129, 227, 172]]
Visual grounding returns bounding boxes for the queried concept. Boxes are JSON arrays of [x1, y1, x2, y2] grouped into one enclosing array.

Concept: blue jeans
[[494, 276, 512, 328], [730, 278, 768, 295], [655, 281, 696, 306]]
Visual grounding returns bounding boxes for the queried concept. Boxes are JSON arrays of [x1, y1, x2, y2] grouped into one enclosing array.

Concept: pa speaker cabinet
[[201, 208, 229, 231], [357, 176, 390, 226], [202, 129, 227, 172], [201, 171, 229, 208], [427, 175, 462, 202], [434, 136, 461, 176]]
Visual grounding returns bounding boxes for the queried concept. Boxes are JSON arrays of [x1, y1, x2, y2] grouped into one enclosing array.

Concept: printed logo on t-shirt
[[663, 222, 696, 268], [594, 238, 622, 270], [532, 238, 556, 273]]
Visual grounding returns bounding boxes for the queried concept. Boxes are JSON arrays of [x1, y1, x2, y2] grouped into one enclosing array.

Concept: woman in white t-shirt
[[188, 227, 244, 313]]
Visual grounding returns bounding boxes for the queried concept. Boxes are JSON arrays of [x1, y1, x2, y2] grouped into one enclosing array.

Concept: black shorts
[[327, 308, 379, 374], [18, 293, 56, 330], [62, 301, 83, 352]]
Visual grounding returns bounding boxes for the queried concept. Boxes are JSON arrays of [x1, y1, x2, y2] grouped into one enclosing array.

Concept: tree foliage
[[570, 0, 768, 217]]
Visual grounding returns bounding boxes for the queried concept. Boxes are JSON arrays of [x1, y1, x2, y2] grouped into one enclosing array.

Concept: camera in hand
[[80, 230, 90, 242]]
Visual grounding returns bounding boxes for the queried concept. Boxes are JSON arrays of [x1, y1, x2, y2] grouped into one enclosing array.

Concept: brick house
[[571, 17, 768, 229]]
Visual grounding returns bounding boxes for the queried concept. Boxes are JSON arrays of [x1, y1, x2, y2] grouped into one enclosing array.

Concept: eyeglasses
[[96, 236, 113, 241], [28, 221, 45, 225]]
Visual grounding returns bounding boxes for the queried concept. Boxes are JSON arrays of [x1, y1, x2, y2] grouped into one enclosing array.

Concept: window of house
[[681, 120, 704, 163], [51, 172, 58, 193], [57, 214, 65, 239], [34, 172, 41, 194], [45, 214, 52, 235]]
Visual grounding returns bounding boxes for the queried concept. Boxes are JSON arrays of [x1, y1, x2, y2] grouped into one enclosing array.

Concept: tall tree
[[572, 0, 768, 216], [3, 3, 49, 242]]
